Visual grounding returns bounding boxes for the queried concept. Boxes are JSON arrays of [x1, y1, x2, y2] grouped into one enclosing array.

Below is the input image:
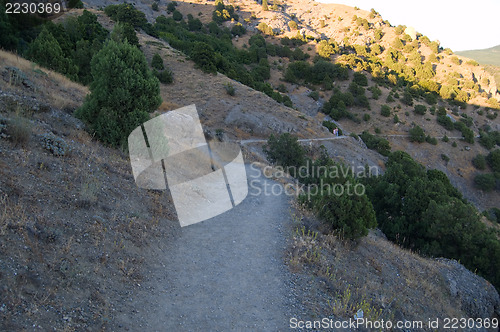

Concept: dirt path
[[138, 164, 300, 331]]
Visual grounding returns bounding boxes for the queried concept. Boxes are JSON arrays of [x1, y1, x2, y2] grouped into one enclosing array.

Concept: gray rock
[[438, 258, 500, 318]]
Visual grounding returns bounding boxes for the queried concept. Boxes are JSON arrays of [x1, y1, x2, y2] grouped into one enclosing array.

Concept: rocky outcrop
[[438, 258, 500, 319]]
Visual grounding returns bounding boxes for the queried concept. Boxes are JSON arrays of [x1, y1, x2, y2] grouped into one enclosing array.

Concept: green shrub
[[409, 125, 425, 143], [353, 72, 368, 86], [486, 208, 500, 223], [277, 84, 287, 93], [414, 104, 427, 115], [393, 114, 399, 123], [392, 37, 404, 49], [380, 105, 391, 117], [487, 149, 500, 172], [104, 4, 147, 28], [401, 89, 413, 106], [75, 40, 161, 147], [231, 23, 246, 36], [257, 22, 274, 35], [316, 40, 336, 58], [360, 131, 391, 156], [363, 150, 500, 290], [172, 10, 183, 21], [437, 114, 455, 131], [368, 85, 381, 99], [154, 69, 173, 84], [441, 154, 450, 162], [27, 27, 77, 78], [151, 53, 164, 70], [454, 121, 474, 144], [308, 90, 320, 101], [425, 135, 437, 145], [472, 154, 486, 170], [191, 42, 217, 73], [262, 0, 269, 10], [111, 22, 140, 48], [288, 21, 298, 31], [363, 114, 371, 121], [478, 130, 497, 150], [167, 1, 177, 13], [304, 168, 377, 239], [224, 82, 236, 96], [263, 133, 305, 168], [187, 16, 203, 31], [474, 174, 496, 191], [152, 2, 159, 11]]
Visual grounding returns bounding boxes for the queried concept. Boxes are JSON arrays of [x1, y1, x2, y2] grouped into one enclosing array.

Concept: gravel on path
[[140, 164, 303, 331]]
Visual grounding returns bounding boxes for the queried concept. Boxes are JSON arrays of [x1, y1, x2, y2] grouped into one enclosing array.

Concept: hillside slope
[[1, 0, 500, 329], [71, 0, 500, 211], [457, 44, 500, 67]]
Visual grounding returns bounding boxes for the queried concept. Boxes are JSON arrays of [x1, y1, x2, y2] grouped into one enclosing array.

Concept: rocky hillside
[[77, 0, 500, 210], [1, 0, 500, 329]]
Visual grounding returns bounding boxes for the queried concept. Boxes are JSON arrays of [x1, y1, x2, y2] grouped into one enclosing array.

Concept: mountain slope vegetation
[[1, 0, 500, 328], [457, 44, 500, 67]]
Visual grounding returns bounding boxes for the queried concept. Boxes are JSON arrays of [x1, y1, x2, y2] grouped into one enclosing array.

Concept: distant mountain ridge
[[457, 44, 500, 66]]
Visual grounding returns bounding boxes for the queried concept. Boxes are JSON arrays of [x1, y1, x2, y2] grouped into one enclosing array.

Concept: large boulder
[[438, 258, 500, 319]]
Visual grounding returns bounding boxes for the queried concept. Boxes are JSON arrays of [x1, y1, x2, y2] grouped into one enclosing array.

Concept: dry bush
[[49, 93, 79, 111], [7, 113, 32, 147], [0, 195, 28, 235]]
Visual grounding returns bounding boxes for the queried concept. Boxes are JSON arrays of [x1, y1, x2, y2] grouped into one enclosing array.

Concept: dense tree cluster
[[360, 131, 391, 156], [26, 10, 108, 84], [285, 60, 348, 85], [264, 134, 377, 239], [212, 0, 238, 24], [362, 151, 500, 290]]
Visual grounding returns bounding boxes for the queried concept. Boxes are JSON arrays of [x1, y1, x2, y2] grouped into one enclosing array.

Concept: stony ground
[[137, 165, 305, 331]]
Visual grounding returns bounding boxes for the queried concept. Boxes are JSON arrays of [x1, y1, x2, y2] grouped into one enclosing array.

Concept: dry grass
[[0, 49, 88, 109], [6, 113, 32, 147], [286, 201, 465, 325], [0, 194, 28, 235], [49, 93, 80, 110]]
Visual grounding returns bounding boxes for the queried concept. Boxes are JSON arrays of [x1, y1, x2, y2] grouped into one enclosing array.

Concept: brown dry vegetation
[[0, 52, 178, 330], [1, 0, 500, 328], [287, 202, 498, 329]]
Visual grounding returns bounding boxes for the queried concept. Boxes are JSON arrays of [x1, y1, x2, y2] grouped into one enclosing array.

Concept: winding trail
[[141, 165, 299, 331], [238, 134, 467, 146]]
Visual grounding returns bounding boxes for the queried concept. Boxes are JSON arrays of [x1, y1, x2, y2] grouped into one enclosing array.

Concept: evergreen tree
[[263, 133, 305, 169], [316, 40, 335, 59], [27, 26, 77, 78], [151, 53, 164, 70], [75, 40, 161, 147], [487, 149, 500, 172], [409, 125, 426, 143], [77, 10, 108, 42], [308, 171, 377, 239], [111, 22, 140, 48], [191, 42, 217, 73]]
